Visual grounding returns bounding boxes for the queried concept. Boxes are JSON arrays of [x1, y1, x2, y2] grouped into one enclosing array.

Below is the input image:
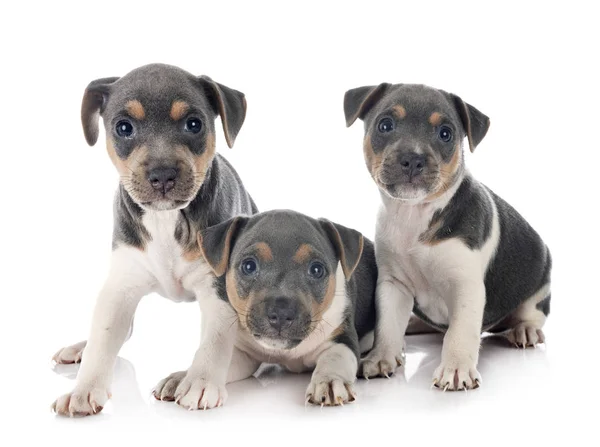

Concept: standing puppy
[[52, 64, 257, 416], [153, 210, 376, 406], [344, 84, 551, 390]]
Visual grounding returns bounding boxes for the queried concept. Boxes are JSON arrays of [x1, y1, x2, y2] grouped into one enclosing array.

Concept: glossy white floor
[[31, 293, 594, 446]]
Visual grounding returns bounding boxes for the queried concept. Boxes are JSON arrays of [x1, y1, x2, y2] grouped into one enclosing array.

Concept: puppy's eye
[[241, 258, 258, 276], [378, 117, 395, 133], [116, 120, 134, 138], [438, 126, 453, 143], [308, 261, 326, 279], [185, 117, 202, 134]]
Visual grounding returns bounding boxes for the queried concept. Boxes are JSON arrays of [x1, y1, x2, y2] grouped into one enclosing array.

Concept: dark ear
[[344, 83, 390, 127], [319, 219, 364, 280], [198, 216, 248, 276], [81, 77, 120, 146], [198, 76, 247, 148], [447, 93, 490, 152]]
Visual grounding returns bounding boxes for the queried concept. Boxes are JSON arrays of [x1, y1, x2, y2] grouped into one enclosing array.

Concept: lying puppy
[[344, 84, 551, 390], [153, 210, 377, 406], [52, 64, 257, 416]]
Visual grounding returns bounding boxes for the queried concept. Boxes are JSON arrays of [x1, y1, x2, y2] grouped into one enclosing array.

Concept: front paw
[[154, 371, 226, 410], [306, 374, 356, 406], [432, 360, 481, 391], [51, 386, 110, 417], [359, 347, 405, 379]]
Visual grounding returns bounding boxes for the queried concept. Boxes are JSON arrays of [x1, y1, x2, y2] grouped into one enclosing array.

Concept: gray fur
[[200, 210, 377, 361], [344, 82, 551, 334], [81, 63, 256, 251]]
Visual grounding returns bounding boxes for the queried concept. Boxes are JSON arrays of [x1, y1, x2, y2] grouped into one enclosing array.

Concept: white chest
[[375, 186, 500, 327], [140, 211, 209, 302]]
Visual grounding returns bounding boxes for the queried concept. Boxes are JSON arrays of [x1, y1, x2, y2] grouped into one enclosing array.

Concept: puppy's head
[[344, 84, 490, 202], [199, 210, 364, 350], [81, 63, 246, 211]]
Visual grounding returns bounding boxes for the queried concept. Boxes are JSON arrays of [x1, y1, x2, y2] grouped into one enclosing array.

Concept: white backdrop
[[1, 0, 598, 445]]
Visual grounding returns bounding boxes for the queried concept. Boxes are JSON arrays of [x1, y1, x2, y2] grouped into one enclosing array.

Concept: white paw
[[155, 371, 226, 410], [359, 347, 405, 379], [506, 324, 545, 348], [306, 374, 356, 406], [432, 360, 481, 391], [51, 386, 110, 417], [52, 341, 87, 365], [152, 371, 186, 401]]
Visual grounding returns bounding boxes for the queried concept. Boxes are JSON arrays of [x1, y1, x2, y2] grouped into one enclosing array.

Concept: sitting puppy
[[52, 64, 257, 416], [154, 210, 376, 406], [344, 84, 551, 390]]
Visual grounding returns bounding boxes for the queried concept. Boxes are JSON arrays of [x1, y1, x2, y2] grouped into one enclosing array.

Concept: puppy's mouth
[[377, 176, 431, 202], [139, 199, 191, 211], [251, 334, 303, 350]]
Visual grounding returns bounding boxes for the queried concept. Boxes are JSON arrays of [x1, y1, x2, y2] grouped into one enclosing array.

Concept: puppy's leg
[[52, 249, 152, 417], [306, 342, 358, 406], [360, 276, 413, 378], [153, 347, 260, 401], [433, 279, 485, 391], [503, 284, 550, 348], [53, 321, 134, 365], [167, 293, 238, 410]]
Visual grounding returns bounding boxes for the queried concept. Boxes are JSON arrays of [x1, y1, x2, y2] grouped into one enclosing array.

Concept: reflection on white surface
[[50, 333, 553, 419]]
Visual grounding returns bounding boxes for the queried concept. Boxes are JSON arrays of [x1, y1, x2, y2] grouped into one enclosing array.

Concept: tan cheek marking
[[192, 133, 216, 186], [170, 100, 189, 121], [311, 275, 336, 323], [226, 269, 251, 329], [393, 105, 407, 118], [293, 244, 312, 263], [255, 242, 274, 262], [106, 138, 148, 177], [363, 134, 383, 182], [429, 112, 443, 126], [424, 144, 462, 203], [125, 100, 145, 120]]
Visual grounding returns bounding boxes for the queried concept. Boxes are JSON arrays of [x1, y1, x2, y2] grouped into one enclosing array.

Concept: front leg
[[360, 276, 414, 378], [306, 342, 358, 406], [433, 279, 485, 391], [52, 248, 152, 416], [153, 347, 260, 401], [172, 294, 239, 410]]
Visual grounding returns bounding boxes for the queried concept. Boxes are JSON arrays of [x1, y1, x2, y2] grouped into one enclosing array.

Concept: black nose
[[148, 167, 178, 194], [265, 297, 298, 331], [399, 153, 426, 180]]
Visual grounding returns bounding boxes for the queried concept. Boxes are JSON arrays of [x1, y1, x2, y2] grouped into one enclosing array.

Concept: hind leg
[[497, 284, 550, 348]]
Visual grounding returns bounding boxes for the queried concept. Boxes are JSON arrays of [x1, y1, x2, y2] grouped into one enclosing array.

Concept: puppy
[[153, 210, 377, 406], [344, 84, 551, 390], [51, 64, 257, 416]]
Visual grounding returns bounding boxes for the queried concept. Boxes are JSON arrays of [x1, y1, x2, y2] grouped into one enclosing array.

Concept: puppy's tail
[[405, 315, 441, 335]]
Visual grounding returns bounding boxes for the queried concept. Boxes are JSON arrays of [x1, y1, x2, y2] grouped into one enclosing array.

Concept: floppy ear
[[344, 83, 390, 127], [198, 216, 248, 276], [198, 76, 247, 148], [319, 219, 364, 280], [81, 77, 120, 146], [447, 93, 490, 152]]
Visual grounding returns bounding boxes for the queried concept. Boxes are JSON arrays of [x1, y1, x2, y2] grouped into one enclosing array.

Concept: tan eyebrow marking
[[429, 112, 443, 126], [125, 100, 145, 120], [293, 243, 312, 263], [393, 105, 407, 118], [255, 242, 273, 262], [170, 100, 189, 121]]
